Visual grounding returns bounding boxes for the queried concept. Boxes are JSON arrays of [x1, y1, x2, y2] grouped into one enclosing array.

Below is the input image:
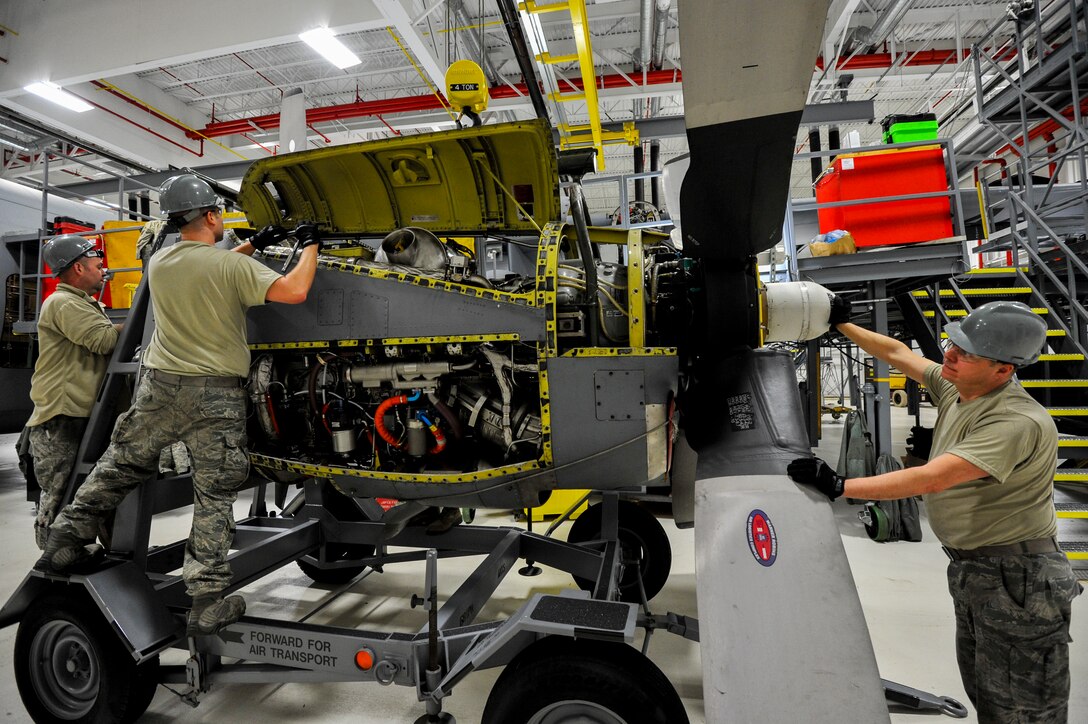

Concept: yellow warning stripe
[[940, 330, 1064, 338], [249, 452, 542, 484], [1021, 379, 1088, 388], [250, 341, 330, 350], [1056, 471, 1088, 482], [1039, 353, 1085, 361], [912, 288, 1030, 297], [923, 308, 1047, 317], [967, 267, 1029, 274], [1058, 510, 1088, 519], [1049, 408, 1088, 416], [561, 347, 677, 358], [261, 250, 536, 306], [249, 333, 521, 351]]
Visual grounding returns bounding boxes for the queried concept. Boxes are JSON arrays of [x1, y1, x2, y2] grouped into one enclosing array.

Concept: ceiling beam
[[0, 0, 388, 97], [372, 0, 449, 100]]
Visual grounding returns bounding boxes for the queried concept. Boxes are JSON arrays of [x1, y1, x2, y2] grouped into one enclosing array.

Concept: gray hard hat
[[159, 173, 222, 225], [945, 301, 1047, 366], [43, 234, 98, 276]]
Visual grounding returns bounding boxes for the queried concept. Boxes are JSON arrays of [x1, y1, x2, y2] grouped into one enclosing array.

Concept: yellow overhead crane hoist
[[445, 60, 490, 128]]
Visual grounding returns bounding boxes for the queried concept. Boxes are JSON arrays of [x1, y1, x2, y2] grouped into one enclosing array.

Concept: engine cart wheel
[[295, 485, 375, 585], [891, 389, 907, 407], [566, 500, 671, 602], [482, 636, 688, 724], [14, 591, 159, 724], [863, 502, 891, 542]]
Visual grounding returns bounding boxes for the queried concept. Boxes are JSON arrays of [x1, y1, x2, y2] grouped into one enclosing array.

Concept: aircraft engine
[[246, 341, 543, 475]]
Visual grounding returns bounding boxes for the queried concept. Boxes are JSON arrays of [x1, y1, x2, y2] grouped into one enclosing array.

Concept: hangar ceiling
[[0, 0, 1019, 219]]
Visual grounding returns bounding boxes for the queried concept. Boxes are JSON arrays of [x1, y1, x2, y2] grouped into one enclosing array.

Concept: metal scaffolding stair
[[961, 0, 1088, 572]]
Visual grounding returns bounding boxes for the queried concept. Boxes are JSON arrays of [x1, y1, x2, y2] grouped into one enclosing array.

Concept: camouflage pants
[[948, 552, 1082, 723], [51, 372, 249, 598], [28, 416, 87, 550]]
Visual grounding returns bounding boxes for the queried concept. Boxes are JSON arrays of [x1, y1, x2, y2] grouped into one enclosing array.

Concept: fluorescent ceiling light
[[24, 81, 94, 113], [299, 27, 361, 69], [83, 199, 112, 210], [0, 136, 29, 151]]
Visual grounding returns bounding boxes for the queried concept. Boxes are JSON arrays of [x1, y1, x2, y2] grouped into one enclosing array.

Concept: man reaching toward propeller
[[789, 298, 1079, 724]]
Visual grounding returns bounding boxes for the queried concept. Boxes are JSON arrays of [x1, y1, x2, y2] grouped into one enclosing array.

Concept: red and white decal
[[746, 509, 778, 567]]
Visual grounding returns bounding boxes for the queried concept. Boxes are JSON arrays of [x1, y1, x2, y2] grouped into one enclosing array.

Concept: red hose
[[427, 422, 447, 454], [375, 395, 409, 448]]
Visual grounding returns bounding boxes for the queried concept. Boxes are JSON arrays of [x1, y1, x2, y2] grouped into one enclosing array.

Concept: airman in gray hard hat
[[787, 299, 1079, 721], [38, 173, 323, 637], [26, 234, 123, 549], [137, 174, 247, 266]]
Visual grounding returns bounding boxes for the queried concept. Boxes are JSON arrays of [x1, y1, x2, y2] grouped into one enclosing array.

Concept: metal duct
[[809, 128, 822, 184], [862, 0, 914, 51], [637, 0, 654, 72], [278, 87, 307, 154], [450, 0, 500, 84], [651, 0, 671, 70], [650, 140, 660, 208]]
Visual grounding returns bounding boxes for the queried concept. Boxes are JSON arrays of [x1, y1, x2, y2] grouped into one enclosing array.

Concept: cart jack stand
[[883, 679, 968, 718], [413, 550, 455, 724], [414, 667, 455, 724], [181, 639, 206, 708], [518, 508, 542, 577]]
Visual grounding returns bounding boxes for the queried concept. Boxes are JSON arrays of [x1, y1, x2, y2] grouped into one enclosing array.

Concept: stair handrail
[[1006, 193, 1088, 356]]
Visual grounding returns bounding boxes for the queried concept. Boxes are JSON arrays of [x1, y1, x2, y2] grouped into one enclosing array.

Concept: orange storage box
[[41, 220, 113, 307], [815, 146, 953, 248]]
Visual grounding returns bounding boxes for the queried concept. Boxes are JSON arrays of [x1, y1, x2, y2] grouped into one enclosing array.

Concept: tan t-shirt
[[923, 363, 1058, 549], [142, 241, 281, 378], [28, 284, 119, 426]]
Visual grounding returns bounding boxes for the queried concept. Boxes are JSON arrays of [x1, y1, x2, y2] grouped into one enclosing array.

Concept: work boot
[[187, 595, 246, 636], [426, 507, 463, 535], [33, 528, 93, 573]]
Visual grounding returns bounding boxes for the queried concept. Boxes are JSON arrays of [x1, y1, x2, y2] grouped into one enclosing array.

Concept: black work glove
[[906, 425, 933, 460], [250, 225, 288, 252], [293, 222, 322, 250], [828, 294, 852, 327], [787, 456, 846, 501]]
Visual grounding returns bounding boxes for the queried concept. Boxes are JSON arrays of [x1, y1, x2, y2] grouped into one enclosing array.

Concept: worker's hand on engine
[[250, 225, 289, 252], [828, 294, 852, 327], [294, 222, 322, 251], [787, 456, 845, 501]]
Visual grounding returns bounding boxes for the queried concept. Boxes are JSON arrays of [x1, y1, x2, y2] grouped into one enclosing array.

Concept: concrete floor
[[0, 404, 1085, 723]]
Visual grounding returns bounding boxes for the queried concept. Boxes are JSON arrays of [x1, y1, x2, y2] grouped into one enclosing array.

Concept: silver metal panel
[[694, 475, 889, 724], [795, 239, 969, 286], [547, 355, 677, 488], [247, 265, 546, 343]]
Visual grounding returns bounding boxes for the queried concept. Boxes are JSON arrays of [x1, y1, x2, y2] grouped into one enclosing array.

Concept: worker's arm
[[844, 452, 988, 499], [265, 244, 318, 304], [788, 452, 989, 501], [232, 241, 257, 257], [53, 298, 120, 354], [834, 321, 933, 384]]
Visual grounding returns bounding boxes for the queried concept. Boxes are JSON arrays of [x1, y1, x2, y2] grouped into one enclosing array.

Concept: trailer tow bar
[[883, 679, 968, 718]]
